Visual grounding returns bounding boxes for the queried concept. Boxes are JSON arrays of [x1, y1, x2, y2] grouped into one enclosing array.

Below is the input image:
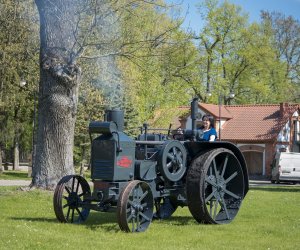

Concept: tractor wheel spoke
[[225, 171, 238, 184], [138, 191, 148, 202], [205, 189, 217, 203], [220, 196, 230, 220], [223, 188, 240, 199], [205, 177, 217, 187], [221, 155, 228, 177], [212, 159, 219, 180]]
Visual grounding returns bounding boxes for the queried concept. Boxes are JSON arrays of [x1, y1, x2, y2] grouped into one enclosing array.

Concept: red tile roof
[[200, 103, 233, 119], [208, 103, 300, 142], [171, 102, 299, 142]]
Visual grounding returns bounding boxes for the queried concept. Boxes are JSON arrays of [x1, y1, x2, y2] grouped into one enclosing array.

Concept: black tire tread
[[186, 148, 243, 224], [186, 149, 216, 224]]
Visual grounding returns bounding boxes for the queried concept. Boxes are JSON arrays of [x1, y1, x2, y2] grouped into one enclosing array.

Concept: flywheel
[[158, 140, 187, 182]]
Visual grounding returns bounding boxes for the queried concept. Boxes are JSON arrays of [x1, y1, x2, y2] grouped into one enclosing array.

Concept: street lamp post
[[218, 92, 235, 141], [218, 95, 222, 141], [20, 79, 37, 176], [13, 79, 27, 171], [32, 83, 37, 177]]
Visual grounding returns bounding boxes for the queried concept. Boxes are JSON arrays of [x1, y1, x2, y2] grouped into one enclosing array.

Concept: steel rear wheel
[[53, 175, 91, 223], [187, 148, 245, 224], [117, 180, 153, 232]]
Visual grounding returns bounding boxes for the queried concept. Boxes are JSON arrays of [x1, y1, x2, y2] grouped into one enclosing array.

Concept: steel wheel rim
[[203, 151, 244, 224], [53, 175, 91, 224], [118, 181, 153, 232]]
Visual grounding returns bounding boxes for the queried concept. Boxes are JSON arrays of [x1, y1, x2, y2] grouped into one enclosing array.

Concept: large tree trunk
[[32, 0, 81, 189], [13, 140, 19, 171]]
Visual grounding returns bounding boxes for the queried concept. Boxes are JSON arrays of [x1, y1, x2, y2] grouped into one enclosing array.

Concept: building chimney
[[280, 102, 289, 116]]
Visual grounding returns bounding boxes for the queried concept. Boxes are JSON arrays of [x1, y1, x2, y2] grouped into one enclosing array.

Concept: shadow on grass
[[10, 211, 206, 232], [84, 212, 119, 232], [153, 215, 197, 226], [10, 212, 120, 232], [85, 213, 203, 230], [251, 186, 300, 193], [10, 217, 58, 223]]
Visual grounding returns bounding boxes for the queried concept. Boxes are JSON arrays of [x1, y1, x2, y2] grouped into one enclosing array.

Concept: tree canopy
[[0, 0, 299, 185]]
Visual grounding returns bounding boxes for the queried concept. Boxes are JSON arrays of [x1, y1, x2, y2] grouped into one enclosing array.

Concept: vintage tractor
[[53, 98, 249, 232]]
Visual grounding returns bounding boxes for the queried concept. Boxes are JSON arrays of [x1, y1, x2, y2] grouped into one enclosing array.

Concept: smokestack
[[191, 97, 199, 139], [105, 109, 124, 132]]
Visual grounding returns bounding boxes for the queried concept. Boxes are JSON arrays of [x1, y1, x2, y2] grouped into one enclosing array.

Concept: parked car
[[271, 152, 300, 184]]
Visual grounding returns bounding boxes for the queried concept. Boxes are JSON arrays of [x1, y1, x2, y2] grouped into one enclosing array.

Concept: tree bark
[[32, 0, 81, 189], [13, 140, 19, 171], [0, 146, 3, 174]]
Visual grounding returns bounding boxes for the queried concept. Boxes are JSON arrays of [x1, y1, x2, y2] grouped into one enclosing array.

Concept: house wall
[[217, 119, 228, 140], [237, 142, 276, 177], [275, 114, 300, 154], [238, 144, 266, 175], [291, 112, 300, 152], [265, 143, 276, 176], [277, 120, 291, 142]]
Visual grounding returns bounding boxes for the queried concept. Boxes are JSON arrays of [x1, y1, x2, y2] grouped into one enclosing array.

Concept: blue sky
[[166, 0, 300, 33]]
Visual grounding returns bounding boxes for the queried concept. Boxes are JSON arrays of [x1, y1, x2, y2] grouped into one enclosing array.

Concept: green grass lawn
[[0, 170, 31, 180], [0, 185, 299, 250], [0, 169, 90, 180]]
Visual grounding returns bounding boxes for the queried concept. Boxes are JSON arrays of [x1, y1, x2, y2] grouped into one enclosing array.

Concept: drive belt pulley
[[158, 140, 187, 182]]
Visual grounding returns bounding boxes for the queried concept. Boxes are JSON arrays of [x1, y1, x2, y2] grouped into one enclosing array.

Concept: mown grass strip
[[0, 186, 299, 250], [0, 171, 30, 180]]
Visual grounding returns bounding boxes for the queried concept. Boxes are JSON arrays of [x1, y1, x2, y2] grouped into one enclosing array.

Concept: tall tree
[[0, 0, 39, 170], [33, 0, 83, 188], [74, 82, 104, 165], [195, 0, 288, 104], [261, 11, 300, 83], [117, 1, 194, 127], [261, 11, 300, 101]]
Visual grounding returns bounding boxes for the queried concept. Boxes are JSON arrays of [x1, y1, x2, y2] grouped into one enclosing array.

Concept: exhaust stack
[[191, 97, 199, 139], [104, 109, 124, 132]]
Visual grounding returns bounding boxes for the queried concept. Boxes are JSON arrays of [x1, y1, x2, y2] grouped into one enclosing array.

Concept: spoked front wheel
[[53, 175, 91, 223], [187, 148, 245, 224], [117, 180, 153, 232]]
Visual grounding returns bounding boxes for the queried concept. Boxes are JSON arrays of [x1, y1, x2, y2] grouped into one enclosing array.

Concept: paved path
[[0, 180, 31, 186]]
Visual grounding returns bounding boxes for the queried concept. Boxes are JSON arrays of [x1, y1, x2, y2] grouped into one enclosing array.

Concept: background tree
[[195, 0, 289, 104], [261, 11, 300, 101], [117, 1, 195, 128], [74, 82, 104, 167], [0, 0, 39, 171]]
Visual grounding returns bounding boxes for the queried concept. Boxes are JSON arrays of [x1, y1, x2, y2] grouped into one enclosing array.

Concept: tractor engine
[[89, 110, 136, 181]]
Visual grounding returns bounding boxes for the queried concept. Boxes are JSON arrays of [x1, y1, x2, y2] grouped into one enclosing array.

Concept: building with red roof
[[176, 102, 300, 177]]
